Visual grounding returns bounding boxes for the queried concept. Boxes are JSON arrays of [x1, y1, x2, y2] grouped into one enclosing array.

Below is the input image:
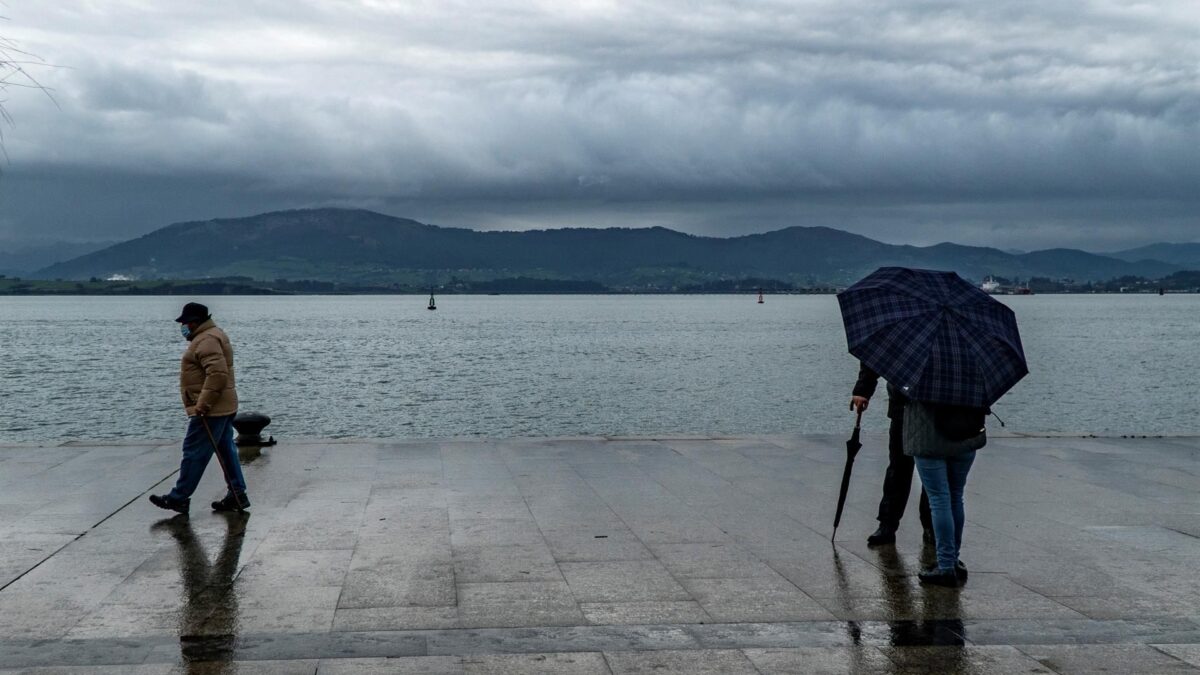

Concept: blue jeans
[[168, 414, 247, 501], [914, 451, 976, 571]]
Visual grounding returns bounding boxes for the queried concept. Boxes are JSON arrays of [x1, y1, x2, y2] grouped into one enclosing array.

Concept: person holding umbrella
[[149, 302, 251, 515], [837, 268, 1027, 587]]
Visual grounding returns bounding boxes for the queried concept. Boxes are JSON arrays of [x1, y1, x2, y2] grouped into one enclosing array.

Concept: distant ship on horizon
[[981, 276, 1033, 295]]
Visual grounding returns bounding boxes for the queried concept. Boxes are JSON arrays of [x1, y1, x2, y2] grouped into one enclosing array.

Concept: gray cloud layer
[[2, 0, 1198, 249]]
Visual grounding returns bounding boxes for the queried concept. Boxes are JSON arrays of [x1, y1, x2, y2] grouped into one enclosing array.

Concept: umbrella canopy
[[838, 267, 1028, 408], [832, 411, 863, 541]]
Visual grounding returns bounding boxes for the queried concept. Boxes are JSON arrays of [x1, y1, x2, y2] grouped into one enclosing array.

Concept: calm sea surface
[[1, 295, 1197, 441]]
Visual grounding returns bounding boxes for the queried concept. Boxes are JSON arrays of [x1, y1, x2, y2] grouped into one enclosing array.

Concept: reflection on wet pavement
[[2, 435, 1200, 673], [152, 513, 248, 670]]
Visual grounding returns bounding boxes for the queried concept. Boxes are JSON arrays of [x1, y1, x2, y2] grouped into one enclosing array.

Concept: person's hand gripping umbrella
[[832, 407, 864, 542]]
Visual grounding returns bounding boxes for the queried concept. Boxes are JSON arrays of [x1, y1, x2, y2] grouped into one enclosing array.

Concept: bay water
[[1, 295, 1196, 441]]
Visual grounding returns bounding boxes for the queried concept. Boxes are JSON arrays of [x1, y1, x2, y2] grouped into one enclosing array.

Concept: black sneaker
[[211, 493, 250, 513], [867, 525, 897, 546], [955, 560, 968, 583], [149, 494, 190, 514], [918, 566, 960, 588]]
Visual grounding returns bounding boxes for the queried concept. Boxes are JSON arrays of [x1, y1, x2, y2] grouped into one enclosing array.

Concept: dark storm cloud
[[2, 0, 1198, 248]]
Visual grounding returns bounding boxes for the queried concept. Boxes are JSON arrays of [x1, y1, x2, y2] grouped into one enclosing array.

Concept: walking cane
[[199, 415, 246, 510]]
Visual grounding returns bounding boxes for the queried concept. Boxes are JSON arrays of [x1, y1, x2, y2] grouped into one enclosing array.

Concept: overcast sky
[[1, 1, 1197, 251]]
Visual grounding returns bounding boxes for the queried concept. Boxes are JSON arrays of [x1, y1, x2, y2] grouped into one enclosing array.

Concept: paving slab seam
[[443, 446, 461, 614], [0, 536, 82, 595], [0, 467, 180, 594], [89, 468, 182, 532], [564, 448, 720, 624]]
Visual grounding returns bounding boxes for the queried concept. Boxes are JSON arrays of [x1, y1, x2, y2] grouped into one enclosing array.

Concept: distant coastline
[[2, 275, 1196, 296], [0, 276, 835, 296], [24, 209, 1200, 291]]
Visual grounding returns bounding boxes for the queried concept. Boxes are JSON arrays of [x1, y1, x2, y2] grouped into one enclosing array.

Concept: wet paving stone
[[451, 544, 563, 583], [881, 645, 1055, 674], [455, 581, 586, 628], [315, 656, 464, 674], [1156, 645, 1200, 669], [332, 606, 461, 632], [742, 646, 897, 674], [579, 600, 710, 625], [4, 435, 1200, 671], [559, 560, 691, 603], [604, 648, 758, 674], [680, 576, 837, 623], [1015, 643, 1198, 673], [461, 652, 610, 674]]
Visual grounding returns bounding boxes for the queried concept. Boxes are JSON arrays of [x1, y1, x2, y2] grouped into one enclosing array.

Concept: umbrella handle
[[854, 409, 863, 430]]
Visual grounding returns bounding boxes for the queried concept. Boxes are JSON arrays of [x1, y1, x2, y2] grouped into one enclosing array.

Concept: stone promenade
[[2, 433, 1200, 673]]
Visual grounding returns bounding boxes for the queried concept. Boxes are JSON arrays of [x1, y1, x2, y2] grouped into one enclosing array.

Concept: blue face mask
[[180, 324, 192, 339]]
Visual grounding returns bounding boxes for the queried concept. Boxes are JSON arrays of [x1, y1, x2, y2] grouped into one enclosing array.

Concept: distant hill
[[0, 240, 116, 277], [35, 208, 1181, 287], [1111, 243, 1200, 270]]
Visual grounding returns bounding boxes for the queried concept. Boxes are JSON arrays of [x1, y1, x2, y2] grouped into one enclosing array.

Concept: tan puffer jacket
[[180, 320, 239, 417]]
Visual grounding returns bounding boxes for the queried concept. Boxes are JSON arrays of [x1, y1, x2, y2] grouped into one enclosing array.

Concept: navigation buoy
[[428, 291, 437, 310], [757, 288, 764, 304]]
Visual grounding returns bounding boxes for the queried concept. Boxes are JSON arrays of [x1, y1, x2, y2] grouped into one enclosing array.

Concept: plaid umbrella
[[837, 267, 1028, 408]]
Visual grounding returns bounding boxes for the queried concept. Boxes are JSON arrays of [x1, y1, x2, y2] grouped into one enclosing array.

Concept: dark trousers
[[878, 414, 932, 530], [167, 414, 247, 501]]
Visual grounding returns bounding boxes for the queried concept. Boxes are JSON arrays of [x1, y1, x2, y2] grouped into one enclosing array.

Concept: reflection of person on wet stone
[[850, 363, 933, 546], [150, 302, 251, 515], [874, 546, 966, 650], [151, 514, 247, 663]]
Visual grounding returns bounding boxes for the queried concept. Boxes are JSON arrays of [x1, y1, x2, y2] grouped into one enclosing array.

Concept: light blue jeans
[[167, 414, 247, 501], [914, 451, 976, 571]]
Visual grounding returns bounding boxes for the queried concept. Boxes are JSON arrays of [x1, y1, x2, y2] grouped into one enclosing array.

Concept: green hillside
[[35, 208, 1180, 287]]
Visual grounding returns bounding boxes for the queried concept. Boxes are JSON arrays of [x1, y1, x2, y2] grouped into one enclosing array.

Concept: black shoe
[[918, 566, 960, 588], [867, 525, 897, 546], [211, 493, 250, 512], [955, 560, 968, 583], [149, 494, 190, 515]]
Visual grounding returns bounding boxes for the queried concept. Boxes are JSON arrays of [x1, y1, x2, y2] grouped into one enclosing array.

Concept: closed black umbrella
[[831, 410, 863, 541]]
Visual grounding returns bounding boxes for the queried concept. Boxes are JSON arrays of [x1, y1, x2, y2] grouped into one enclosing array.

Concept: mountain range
[[0, 240, 115, 277], [30, 208, 1199, 288]]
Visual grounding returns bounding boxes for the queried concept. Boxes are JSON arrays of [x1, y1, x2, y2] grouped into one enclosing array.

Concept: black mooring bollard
[[233, 412, 276, 447]]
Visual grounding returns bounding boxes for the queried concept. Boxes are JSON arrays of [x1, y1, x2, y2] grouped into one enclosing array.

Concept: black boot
[[918, 566, 960, 588], [955, 560, 968, 583], [149, 494, 190, 515], [212, 493, 251, 513], [867, 524, 897, 546]]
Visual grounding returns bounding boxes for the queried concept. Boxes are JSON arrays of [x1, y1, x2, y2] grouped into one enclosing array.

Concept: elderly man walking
[[150, 302, 250, 515]]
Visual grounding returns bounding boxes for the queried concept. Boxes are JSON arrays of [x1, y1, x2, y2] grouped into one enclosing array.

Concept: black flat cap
[[174, 302, 211, 323]]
